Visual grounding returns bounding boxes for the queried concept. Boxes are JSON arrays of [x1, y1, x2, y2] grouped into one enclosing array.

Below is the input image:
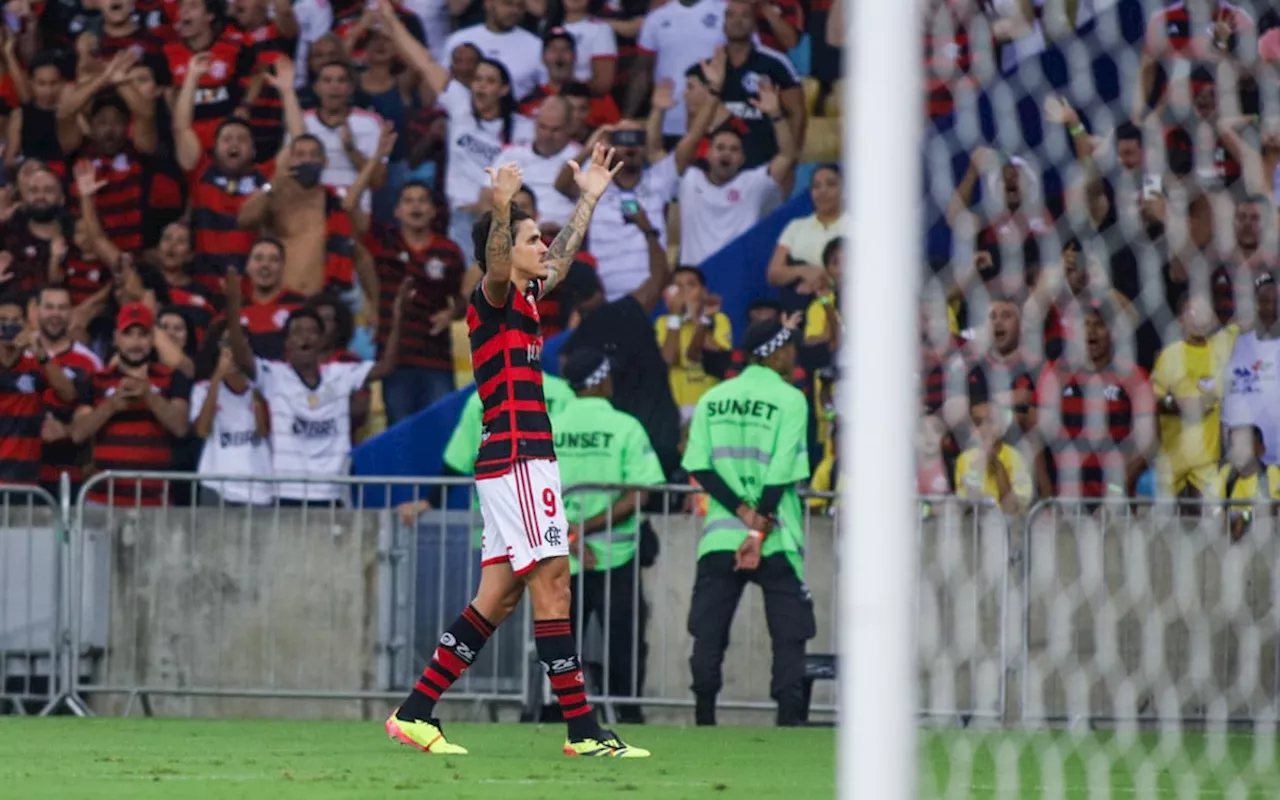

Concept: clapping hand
[[376, 120, 398, 160], [567, 141, 624, 201]]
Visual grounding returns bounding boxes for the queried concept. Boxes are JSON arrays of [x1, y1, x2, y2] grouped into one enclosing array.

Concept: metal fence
[[12, 472, 1276, 728]]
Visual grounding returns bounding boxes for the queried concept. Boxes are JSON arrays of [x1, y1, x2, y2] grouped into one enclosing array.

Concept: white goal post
[[840, 0, 921, 799]]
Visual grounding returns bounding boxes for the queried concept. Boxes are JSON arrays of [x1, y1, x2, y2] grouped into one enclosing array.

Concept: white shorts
[[476, 459, 570, 575]]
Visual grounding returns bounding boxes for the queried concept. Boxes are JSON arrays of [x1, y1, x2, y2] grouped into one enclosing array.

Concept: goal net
[[868, 0, 1280, 795]]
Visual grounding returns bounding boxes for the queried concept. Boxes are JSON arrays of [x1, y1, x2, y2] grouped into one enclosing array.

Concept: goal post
[[841, 2, 921, 800]]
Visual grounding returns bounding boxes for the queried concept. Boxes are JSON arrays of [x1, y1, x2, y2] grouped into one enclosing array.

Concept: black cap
[[544, 27, 576, 51], [741, 320, 793, 361], [563, 347, 610, 390]]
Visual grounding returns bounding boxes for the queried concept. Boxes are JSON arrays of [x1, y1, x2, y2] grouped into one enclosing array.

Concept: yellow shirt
[[954, 443, 1033, 509], [1210, 464, 1280, 505], [655, 312, 733, 416], [804, 296, 840, 342], [1151, 327, 1238, 476]]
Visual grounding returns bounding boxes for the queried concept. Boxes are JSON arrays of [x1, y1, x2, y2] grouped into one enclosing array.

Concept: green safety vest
[[442, 374, 577, 546], [550, 396, 666, 574], [681, 364, 811, 578]]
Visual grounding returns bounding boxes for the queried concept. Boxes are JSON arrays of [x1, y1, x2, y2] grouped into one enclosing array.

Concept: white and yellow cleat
[[563, 729, 651, 758], [385, 710, 469, 755]]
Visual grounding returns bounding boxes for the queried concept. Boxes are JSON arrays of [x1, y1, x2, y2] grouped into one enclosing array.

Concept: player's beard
[[119, 352, 151, 369]]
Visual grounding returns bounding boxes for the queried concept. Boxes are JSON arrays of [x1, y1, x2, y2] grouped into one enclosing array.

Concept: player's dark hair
[[303, 293, 354, 351], [290, 134, 326, 158], [747, 298, 783, 317], [560, 81, 592, 100], [315, 59, 355, 84], [709, 124, 745, 150], [398, 180, 435, 203], [472, 206, 535, 272], [157, 305, 199, 361], [0, 291, 26, 313], [473, 58, 517, 145], [673, 265, 706, 287]]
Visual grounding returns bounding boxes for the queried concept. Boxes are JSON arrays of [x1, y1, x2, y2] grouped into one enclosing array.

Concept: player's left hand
[[734, 535, 762, 571], [568, 141, 624, 202]]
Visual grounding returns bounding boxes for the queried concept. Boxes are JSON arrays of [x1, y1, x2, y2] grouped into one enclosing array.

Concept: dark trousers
[[687, 551, 816, 725], [571, 558, 649, 724], [382, 366, 456, 426]]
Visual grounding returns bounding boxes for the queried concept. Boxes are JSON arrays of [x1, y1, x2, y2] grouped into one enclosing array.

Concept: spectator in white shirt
[[627, 0, 727, 143], [555, 0, 618, 97], [190, 329, 273, 506], [675, 66, 794, 266], [443, 0, 545, 101], [499, 96, 579, 231], [223, 270, 411, 505], [554, 83, 707, 301], [379, 0, 533, 264], [301, 61, 387, 212]]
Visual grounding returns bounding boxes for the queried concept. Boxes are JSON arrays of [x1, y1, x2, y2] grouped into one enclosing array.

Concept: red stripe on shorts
[[516, 462, 538, 551]]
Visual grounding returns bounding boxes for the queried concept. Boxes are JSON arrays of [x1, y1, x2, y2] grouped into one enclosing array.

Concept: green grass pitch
[[3, 718, 1280, 798]]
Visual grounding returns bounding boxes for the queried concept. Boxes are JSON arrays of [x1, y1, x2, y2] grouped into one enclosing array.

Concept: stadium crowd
[[5, 0, 1280, 521]]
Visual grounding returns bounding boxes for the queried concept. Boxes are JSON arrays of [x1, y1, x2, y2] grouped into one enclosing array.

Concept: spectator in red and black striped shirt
[[70, 303, 193, 506], [0, 295, 79, 484], [97, 0, 171, 76], [229, 0, 300, 160], [33, 285, 102, 494], [1035, 304, 1157, 500], [234, 237, 306, 359], [0, 166, 68, 298], [366, 181, 465, 423], [67, 93, 158, 254]]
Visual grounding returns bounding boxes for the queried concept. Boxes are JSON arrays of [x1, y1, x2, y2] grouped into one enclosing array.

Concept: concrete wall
[[71, 502, 1280, 725]]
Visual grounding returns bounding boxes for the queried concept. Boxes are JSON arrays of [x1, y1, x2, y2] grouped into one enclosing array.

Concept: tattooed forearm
[[485, 202, 512, 282], [545, 194, 596, 272]]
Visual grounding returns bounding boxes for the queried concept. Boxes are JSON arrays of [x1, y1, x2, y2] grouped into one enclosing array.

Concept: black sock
[[398, 605, 494, 721], [695, 693, 717, 726], [534, 619, 597, 741]]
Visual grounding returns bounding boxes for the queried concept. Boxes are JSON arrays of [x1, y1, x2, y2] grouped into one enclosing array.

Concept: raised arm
[[73, 160, 123, 268], [344, 121, 397, 232], [367, 279, 413, 382], [753, 79, 796, 185], [222, 267, 258, 379], [480, 162, 525, 306], [378, 0, 450, 96], [263, 58, 306, 139], [174, 53, 212, 172], [626, 206, 671, 315], [675, 50, 725, 174], [58, 50, 137, 153], [271, 0, 299, 38], [542, 142, 623, 295]]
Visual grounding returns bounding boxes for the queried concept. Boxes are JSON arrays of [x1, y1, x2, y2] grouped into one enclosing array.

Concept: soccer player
[[386, 146, 650, 758]]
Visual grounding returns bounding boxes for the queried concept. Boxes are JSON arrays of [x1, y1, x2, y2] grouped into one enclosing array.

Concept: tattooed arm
[[540, 195, 595, 296], [481, 163, 524, 307], [542, 142, 624, 297]]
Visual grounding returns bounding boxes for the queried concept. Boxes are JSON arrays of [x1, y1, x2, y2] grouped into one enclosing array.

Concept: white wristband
[[666, 315, 681, 330], [699, 314, 712, 327], [748, 530, 764, 541]]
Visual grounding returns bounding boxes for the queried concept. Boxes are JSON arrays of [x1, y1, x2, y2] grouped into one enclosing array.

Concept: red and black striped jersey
[[68, 144, 148, 253], [0, 353, 49, 484], [1035, 360, 1154, 498], [0, 215, 65, 296], [41, 343, 102, 487], [236, 289, 307, 360], [322, 191, 356, 294], [366, 224, 464, 371], [162, 34, 254, 151], [189, 156, 272, 292], [235, 22, 294, 161], [62, 247, 110, 307], [97, 27, 169, 76], [922, 6, 983, 119], [1145, 1, 1253, 59], [467, 280, 555, 479], [167, 280, 222, 345], [82, 364, 192, 506]]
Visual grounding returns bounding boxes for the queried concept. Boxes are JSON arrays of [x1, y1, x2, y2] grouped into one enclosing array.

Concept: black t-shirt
[[537, 259, 602, 336], [565, 295, 681, 476], [719, 46, 799, 168]]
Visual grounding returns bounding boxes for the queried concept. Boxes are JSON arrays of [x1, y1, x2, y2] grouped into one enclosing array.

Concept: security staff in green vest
[[681, 318, 815, 727], [553, 348, 667, 723]]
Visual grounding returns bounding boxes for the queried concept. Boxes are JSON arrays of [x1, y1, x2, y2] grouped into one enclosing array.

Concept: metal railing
[[16, 471, 1278, 728]]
